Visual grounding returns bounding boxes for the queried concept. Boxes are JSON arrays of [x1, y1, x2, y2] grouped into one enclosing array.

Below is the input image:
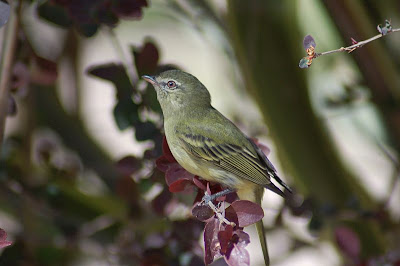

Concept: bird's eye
[[167, 80, 176, 88]]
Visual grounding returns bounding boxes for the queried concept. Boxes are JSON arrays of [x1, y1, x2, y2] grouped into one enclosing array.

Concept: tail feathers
[[271, 172, 292, 194], [265, 181, 286, 198], [256, 219, 270, 266]]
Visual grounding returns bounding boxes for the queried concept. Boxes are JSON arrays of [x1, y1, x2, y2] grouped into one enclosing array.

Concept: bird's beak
[[142, 75, 157, 85]]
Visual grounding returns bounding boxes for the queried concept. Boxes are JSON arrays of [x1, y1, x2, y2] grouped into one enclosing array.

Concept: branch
[[0, 0, 21, 147], [299, 20, 400, 68]]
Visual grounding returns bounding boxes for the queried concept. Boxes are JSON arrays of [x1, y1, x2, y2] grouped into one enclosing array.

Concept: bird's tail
[[254, 187, 270, 266]]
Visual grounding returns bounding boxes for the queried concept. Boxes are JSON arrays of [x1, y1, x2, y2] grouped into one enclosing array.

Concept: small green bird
[[143, 70, 291, 266]]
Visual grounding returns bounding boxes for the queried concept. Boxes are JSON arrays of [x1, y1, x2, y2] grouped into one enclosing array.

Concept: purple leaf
[[225, 243, 250, 266], [192, 204, 214, 222], [231, 200, 264, 227], [133, 41, 159, 76], [204, 218, 222, 265], [151, 187, 172, 215], [168, 178, 194, 193], [334, 226, 360, 260], [165, 163, 194, 186], [0, 229, 12, 249], [303, 35, 316, 50], [218, 225, 233, 255], [112, 0, 148, 20], [115, 156, 141, 176]]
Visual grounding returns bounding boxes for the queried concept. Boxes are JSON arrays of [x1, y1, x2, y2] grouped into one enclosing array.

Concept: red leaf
[[155, 156, 170, 172], [192, 204, 214, 222], [334, 226, 360, 260], [218, 225, 233, 255], [162, 136, 176, 162], [204, 218, 222, 265], [133, 41, 159, 76], [193, 176, 207, 190], [165, 163, 194, 186], [0, 229, 12, 249], [225, 243, 250, 266], [168, 179, 193, 193], [151, 187, 172, 215], [225, 205, 239, 227], [231, 200, 264, 227]]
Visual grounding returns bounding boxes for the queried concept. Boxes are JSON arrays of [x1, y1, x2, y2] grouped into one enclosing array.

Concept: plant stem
[[315, 28, 400, 57], [0, 0, 21, 148]]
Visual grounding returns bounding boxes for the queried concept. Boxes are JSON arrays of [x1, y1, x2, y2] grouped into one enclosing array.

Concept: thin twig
[[315, 28, 400, 58], [0, 0, 21, 148], [103, 27, 138, 85]]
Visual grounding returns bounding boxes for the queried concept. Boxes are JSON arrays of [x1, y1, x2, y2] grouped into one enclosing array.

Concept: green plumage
[[143, 69, 291, 266]]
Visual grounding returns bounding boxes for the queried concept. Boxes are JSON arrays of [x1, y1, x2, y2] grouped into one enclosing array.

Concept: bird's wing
[[177, 132, 277, 188]]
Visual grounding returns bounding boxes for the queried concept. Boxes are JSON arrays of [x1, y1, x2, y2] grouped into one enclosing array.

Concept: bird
[[143, 69, 291, 266]]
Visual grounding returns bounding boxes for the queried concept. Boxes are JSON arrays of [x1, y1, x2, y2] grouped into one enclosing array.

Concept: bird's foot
[[201, 188, 235, 204], [201, 189, 236, 227]]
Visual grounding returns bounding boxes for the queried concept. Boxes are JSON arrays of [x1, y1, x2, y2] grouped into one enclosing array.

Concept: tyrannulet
[[143, 70, 291, 266]]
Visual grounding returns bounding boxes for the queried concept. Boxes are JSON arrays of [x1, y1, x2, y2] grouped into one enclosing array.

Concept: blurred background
[[0, 0, 400, 265]]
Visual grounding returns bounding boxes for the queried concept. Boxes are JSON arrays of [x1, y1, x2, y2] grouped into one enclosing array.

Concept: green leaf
[[134, 121, 160, 141], [37, 1, 72, 28], [113, 99, 140, 130]]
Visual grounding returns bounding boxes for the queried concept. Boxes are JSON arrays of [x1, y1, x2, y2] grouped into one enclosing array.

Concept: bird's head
[[143, 70, 211, 115]]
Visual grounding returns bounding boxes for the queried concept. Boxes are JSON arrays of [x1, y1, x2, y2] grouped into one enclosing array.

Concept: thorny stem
[[314, 28, 400, 58], [0, 0, 21, 149]]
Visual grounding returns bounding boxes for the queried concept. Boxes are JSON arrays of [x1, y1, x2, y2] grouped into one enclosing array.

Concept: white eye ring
[[167, 80, 176, 88]]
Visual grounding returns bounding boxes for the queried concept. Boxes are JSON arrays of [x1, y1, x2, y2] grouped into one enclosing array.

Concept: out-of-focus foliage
[[0, 0, 399, 266]]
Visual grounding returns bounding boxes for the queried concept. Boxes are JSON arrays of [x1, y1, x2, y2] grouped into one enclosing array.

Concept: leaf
[[37, 1, 72, 28], [132, 41, 159, 76], [0, 229, 12, 249], [115, 156, 141, 176], [303, 35, 316, 50], [111, 0, 148, 19], [299, 57, 311, 69], [204, 218, 222, 265], [168, 178, 193, 193], [162, 136, 176, 162], [334, 226, 360, 260], [142, 83, 162, 113], [134, 121, 160, 141], [224, 243, 250, 266], [113, 98, 140, 130], [192, 204, 214, 221], [87, 63, 133, 99], [230, 200, 264, 227], [0, 0, 10, 28], [151, 187, 172, 215], [218, 225, 233, 255], [165, 163, 194, 186]]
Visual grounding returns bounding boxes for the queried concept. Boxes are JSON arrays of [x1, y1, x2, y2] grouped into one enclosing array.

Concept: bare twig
[[299, 19, 400, 68], [103, 27, 138, 85], [0, 0, 21, 148], [316, 28, 400, 58]]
